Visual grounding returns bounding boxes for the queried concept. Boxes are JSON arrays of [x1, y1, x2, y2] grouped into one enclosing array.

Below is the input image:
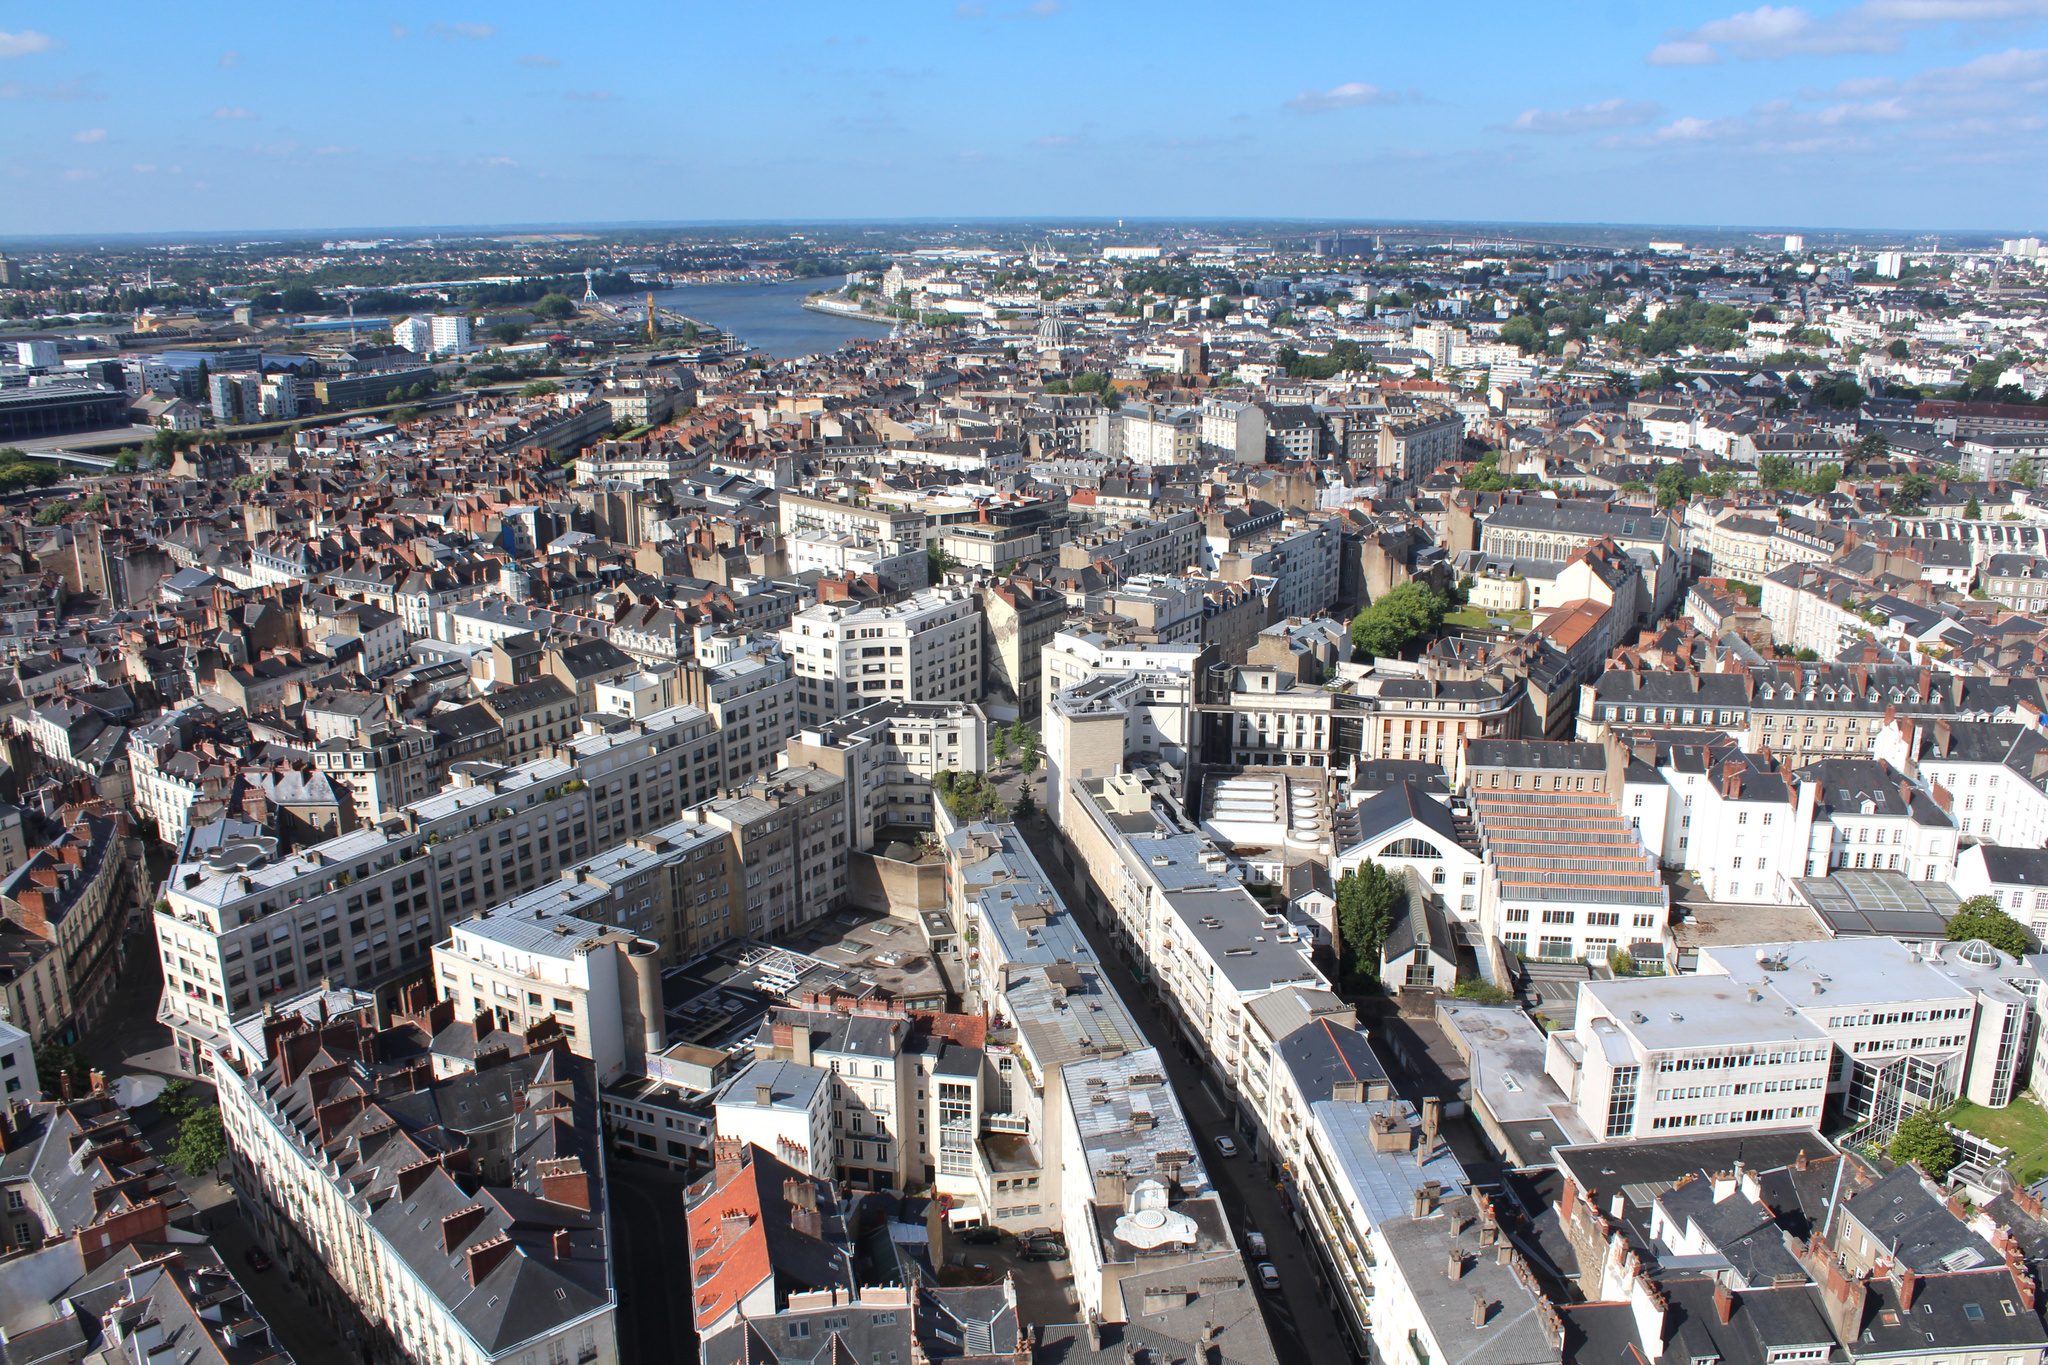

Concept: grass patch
[[1443, 607, 1533, 631], [1948, 1094, 2048, 1184]]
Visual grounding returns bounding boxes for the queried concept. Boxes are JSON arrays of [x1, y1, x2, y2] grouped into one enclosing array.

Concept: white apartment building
[[1697, 938, 2044, 1133], [779, 587, 981, 725], [430, 314, 472, 354], [1041, 673, 1193, 829], [784, 699, 990, 848], [1545, 975, 1834, 1141], [714, 1058, 834, 1182], [155, 705, 726, 1075], [777, 492, 929, 547], [1952, 846, 2048, 936], [1041, 628, 1205, 695], [1624, 746, 1817, 905], [1200, 399, 1267, 464], [434, 881, 673, 1085], [1872, 717, 2048, 850], [1216, 522, 1341, 622], [391, 316, 432, 354], [1800, 757, 1957, 882], [788, 530, 927, 587]]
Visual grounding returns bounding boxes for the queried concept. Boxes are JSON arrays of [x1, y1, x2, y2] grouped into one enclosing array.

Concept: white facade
[[714, 1059, 834, 1181], [391, 317, 432, 354], [430, 314, 473, 354], [779, 587, 981, 724]]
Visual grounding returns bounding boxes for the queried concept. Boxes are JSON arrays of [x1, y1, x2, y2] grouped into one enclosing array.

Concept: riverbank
[[645, 278, 891, 359], [802, 296, 892, 322]]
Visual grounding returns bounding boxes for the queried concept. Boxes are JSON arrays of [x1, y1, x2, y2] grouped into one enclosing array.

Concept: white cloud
[[1505, 97, 1661, 132], [1286, 82, 1400, 113], [432, 22, 496, 39], [71, 127, 103, 142], [518, 53, 559, 66], [389, 23, 408, 39], [0, 31, 55, 58], [1026, 0, 1063, 14], [1649, 40, 1721, 63], [563, 89, 612, 101], [955, 1, 985, 13], [1648, 0, 2048, 64], [1658, 115, 1729, 138], [219, 49, 241, 67], [211, 106, 256, 120]]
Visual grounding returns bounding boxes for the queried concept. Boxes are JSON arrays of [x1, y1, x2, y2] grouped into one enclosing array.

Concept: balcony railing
[[982, 1113, 1030, 1134]]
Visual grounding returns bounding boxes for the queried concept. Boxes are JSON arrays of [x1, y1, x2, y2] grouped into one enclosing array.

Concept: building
[[207, 986, 618, 1365], [780, 588, 982, 726], [712, 1059, 834, 1182], [0, 810, 137, 1045], [781, 699, 990, 850], [430, 314, 473, 355]]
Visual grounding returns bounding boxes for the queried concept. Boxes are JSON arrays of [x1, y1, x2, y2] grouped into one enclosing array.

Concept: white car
[[1257, 1262, 1280, 1291], [1213, 1135, 1239, 1158]]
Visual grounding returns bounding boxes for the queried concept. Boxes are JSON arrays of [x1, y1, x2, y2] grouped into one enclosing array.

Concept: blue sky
[[4, 1, 2048, 236]]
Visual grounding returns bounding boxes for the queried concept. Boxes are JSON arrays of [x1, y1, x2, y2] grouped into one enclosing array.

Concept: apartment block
[[782, 699, 990, 850], [207, 987, 616, 1365], [780, 588, 982, 726], [0, 809, 137, 1045]]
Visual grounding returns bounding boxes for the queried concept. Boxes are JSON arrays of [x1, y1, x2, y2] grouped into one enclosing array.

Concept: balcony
[[982, 1113, 1030, 1134]]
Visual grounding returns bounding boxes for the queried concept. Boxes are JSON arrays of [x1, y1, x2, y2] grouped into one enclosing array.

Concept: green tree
[[2013, 456, 2036, 487], [533, 293, 576, 321], [1889, 472, 1932, 516], [388, 406, 421, 424], [1887, 339, 1910, 360], [1887, 1109, 1956, 1177], [1947, 898, 2031, 956], [157, 1079, 197, 1124], [1451, 978, 1512, 1004], [492, 322, 528, 345], [1334, 862, 1406, 992], [1757, 454, 1798, 490], [1846, 430, 1889, 474], [990, 727, 1010, 763], [520, 380, 561, 398], [168, 1105, 228, 1176], [231, 473, 265, 490], [1350, 583, 1448, 660], [114, 450, 139, 471], [1013, 725, 1039, 773], [33, 503, 64, 525], [1803, 463, 1842, 496], [1013, 786, 1037, 820], [34, 1044, 90, 1099], [927, 542, 958, 584], [1965, 493, 1982, 520], [1654, 464, 1689, 508]]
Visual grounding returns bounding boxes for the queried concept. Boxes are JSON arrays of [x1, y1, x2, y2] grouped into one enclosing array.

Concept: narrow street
[[1003, 766, 1363, 1365]]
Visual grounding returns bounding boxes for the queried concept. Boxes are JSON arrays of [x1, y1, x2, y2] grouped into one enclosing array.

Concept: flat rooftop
[[1577, 977, 1832, 1051], [1793, 870, 1962, 939]]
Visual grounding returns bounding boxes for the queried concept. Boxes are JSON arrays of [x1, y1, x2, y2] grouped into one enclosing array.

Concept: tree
[[533, 293, 576, 321], [114, 450, 138, 471], [1889, 472, 1932, 516], [370, 328, 395, 346], [1451, 978, 1512, 1004], [1846, 430, 1889, 474], [1654, 464, 1689, 508], [520, 380, 560, 398], [158, 1079, 198, 1125], [1334, 862, 1406, 992], [927, 542, 958, 585], [2013, 456, 2036, 487], [35, 1044, 90, 1099], [1888, 339, 1910, 360], [1350, 583, 1448, 660], [1947, 898, 2032, 957], [492, 322, 528, 345], [388, 406, 421, 424], [1014, 725, 1039, 773], [231, 473, 265, 490], [990, 728, 1010, 763], [1014, 786, 1037, 820], [1965, 493, 1983, 520], [33, 504, 64, 525], [168, 1105, 228, 1176], [1758, 454, 1798, 490], [1887, 1109, 1956, 1177]]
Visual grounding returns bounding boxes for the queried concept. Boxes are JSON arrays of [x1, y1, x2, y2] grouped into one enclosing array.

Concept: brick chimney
[[441, 1204, 488, 1253], [1899, 1266, 1918, 1312], [466, 1233, 516, 1286], [1715, 1283, 1736, 1324]]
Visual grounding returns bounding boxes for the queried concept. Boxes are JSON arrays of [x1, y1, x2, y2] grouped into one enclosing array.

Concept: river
[[642, 278, 891, 360]]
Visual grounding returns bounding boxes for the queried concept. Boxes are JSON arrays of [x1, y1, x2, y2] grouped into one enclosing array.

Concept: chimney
[[553, 1227, 574, 1260], [1472, 1293, 1488, 1328], [1448, 1249, 1465, 1281], [1796, 1148, 1809, 1173], [1715, 1283, 1736, 1325], [467, 1234, 516, 1287], [756, 1082, 773, 1106], [1900, 1266, 1918, 1312]]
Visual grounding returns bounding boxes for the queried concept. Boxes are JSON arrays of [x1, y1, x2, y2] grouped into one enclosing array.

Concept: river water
[[643, 278, 891, 360]]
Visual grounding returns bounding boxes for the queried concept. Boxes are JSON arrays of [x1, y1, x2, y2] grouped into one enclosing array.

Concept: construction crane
[[646, 291, 657, 345]]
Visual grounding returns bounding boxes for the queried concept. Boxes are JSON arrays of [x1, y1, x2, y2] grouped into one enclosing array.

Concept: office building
[[430, 314, 473, 354], [780, 587, 981, 725]]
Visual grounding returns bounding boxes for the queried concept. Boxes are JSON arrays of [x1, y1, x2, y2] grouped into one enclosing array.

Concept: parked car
[[243, 1246, 272, 1272], [1020, 1237, 1067, 1262], [1213, 1135, 1239, 1158], [1256, 1262, 1280, 1291], [956, 1225, 1005, 1245], [1245, 1230, 1267, 1257]]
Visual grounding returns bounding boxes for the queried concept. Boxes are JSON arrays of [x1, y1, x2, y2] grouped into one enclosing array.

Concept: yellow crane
[[646, 291, 657, 345]]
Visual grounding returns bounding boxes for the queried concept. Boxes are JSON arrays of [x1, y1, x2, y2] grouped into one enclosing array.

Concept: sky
[[4, 1, 2048, 237]]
